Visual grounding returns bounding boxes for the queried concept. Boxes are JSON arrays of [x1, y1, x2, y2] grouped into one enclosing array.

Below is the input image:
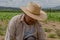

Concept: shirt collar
[[20, 14, 25, 22]]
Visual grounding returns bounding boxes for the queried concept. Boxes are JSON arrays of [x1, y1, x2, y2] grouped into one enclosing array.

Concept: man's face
[[24, 14, 37, 24]]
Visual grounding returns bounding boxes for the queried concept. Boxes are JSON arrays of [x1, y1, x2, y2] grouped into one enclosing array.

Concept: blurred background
[[0, 0, 60, 40]]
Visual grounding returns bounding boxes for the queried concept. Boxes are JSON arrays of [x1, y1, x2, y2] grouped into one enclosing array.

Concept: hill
[[0, 6, 60, 12], [51, 6, 60, 10], [0, 6, 21, 12]]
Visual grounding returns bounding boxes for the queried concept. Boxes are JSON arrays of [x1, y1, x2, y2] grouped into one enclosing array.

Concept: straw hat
[[20, 2, 47, 21]]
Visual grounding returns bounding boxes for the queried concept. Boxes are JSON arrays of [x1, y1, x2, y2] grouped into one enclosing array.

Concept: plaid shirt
[[5, 14, 47, 40]]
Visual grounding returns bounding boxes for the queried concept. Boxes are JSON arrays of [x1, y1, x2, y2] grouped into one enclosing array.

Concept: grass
[[0, 24, 5, 36], [0, 11, 22, 36], [0, 11, 60, 22], [48, 33, 56, 38], [0, 12, 21, 21], [47, 11, 60, 21]]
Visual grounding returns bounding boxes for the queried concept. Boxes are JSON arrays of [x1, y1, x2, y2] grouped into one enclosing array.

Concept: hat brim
[[20, 7, 47, 21]]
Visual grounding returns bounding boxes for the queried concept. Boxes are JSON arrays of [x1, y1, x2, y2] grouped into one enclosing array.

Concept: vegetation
[[55, 29, 60, 37], [0, 11, 22, 36], [44, 28, 52, 32], [47, 11, 60, 21], [48, 33, 56, 38]]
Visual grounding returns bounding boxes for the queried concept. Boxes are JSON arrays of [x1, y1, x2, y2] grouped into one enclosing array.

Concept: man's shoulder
[[10, 14, 23, 23]]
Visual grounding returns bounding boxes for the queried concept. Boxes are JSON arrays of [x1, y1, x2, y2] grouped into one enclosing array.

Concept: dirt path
[[41, 21, 60, 40]]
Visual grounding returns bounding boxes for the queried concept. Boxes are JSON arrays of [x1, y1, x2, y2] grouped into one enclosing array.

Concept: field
[[0, 11, 60, 40]]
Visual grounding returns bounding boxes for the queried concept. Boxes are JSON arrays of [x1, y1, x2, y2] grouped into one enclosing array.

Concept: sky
[[0, 0, 60, 8]]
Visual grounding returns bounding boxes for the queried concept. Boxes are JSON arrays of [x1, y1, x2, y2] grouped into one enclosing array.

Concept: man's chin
[[29, 21, 35, 24]]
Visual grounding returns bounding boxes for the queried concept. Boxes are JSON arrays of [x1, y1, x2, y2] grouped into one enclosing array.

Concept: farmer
[[5, 2, 47, 40]]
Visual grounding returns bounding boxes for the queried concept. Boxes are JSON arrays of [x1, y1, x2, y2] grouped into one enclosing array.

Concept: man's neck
[[24, 16, 36, 25]]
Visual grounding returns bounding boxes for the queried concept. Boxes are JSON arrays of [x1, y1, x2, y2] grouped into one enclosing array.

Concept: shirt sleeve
[[5, 16, 18, 40], [37, 22, 47, 40], [39, 26, 47, 40]]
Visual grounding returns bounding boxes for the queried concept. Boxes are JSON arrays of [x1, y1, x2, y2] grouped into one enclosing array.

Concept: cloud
[[0, 0, 60, 8], [47, 0, 60, 7]]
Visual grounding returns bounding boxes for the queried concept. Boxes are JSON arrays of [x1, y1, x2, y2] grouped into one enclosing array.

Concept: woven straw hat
[[20, 2, 47, 21]]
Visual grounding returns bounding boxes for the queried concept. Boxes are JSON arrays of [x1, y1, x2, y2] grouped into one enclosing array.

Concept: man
[[5, 2, 47, 40]]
